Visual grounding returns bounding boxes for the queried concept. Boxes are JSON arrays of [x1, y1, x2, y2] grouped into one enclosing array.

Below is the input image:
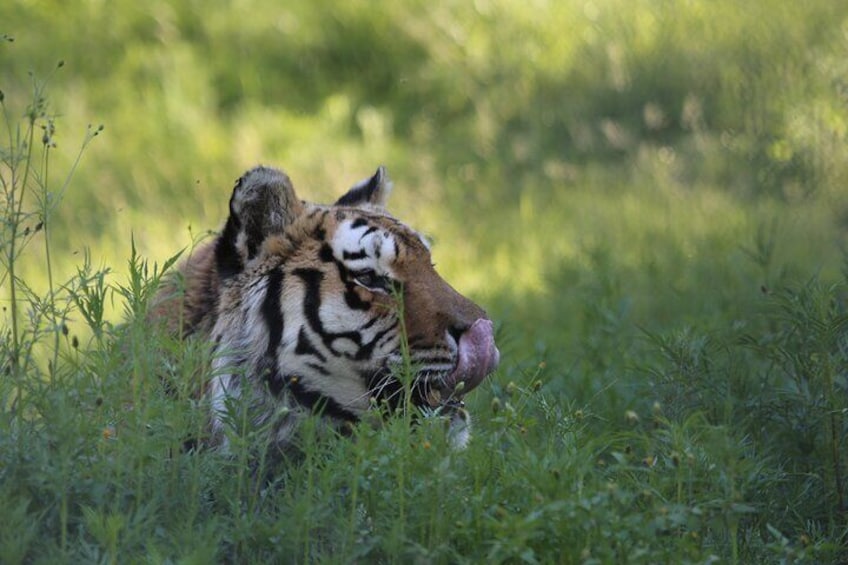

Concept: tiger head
[[161, 165, 499, 450]]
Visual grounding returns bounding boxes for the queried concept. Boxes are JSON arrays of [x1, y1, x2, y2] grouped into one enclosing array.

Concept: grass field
[[3, 1, 848, 562]]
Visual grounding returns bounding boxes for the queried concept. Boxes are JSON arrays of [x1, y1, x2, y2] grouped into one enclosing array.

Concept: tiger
[[149, 165, 500, 453]]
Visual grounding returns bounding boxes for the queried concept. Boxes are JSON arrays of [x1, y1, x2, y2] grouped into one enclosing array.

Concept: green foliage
[[3, 1, 848, 562]]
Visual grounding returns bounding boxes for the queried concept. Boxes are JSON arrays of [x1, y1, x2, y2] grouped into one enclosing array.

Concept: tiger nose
[[443, 312, 486, 348], [435, 292, 488, 341], [447, 324, 467, 346]]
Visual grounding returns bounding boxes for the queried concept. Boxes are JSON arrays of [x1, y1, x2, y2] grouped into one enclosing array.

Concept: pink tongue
[[446, 318, 500, 394]]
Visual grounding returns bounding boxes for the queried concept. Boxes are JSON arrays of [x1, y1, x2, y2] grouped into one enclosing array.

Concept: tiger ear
[[216, 166, 305, 278], [334, 166, 392, 208]]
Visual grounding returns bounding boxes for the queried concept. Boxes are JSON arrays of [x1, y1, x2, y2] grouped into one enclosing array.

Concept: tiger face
[[153, 166, 499, 451]]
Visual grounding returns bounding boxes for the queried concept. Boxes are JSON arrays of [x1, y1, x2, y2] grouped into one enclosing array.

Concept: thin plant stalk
[[1, 90, 37, 405], [40, 120, 58, 382], [38, 121, 102, 382]]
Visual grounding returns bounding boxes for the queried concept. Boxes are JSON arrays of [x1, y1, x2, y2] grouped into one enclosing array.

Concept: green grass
[[3, 1, 848, 562]]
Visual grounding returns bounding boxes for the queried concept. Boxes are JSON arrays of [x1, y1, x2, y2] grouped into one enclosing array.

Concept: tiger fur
[[148, 167, 303, 338], [149, 166, 499, 452]]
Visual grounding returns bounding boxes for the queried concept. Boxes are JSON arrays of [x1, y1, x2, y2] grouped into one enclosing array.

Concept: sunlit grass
[[437, 171, 843, 308]]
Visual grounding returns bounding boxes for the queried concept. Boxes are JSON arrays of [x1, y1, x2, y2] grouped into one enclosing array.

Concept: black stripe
[[306, 361, 331, 376], [319, 244, 334, 262], [344, 287, 370, 311], [360, 316, 379, 331], [351, 217, 369, 229], [262, 268, 284, 357], [342, 249, 368, 260], [334, 332, 366, 356], [293, 267, 366, 356], [293, 267, 325, 339], [287, 374, 358, 422], [358, 324, 396, 361], [376, 323, 400, 350], [295, 327, 327, 362], [215, 215, 243, 279], [260, 359, 358, 422], [333, 255, 351, 281]]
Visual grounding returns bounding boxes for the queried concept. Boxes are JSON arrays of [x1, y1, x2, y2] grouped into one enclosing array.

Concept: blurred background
[[3, 0, 848, 393]]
